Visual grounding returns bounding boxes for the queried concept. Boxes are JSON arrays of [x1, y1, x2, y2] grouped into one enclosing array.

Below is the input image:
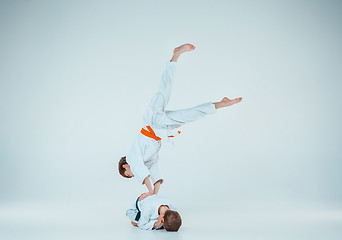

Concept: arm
[[144, 176, 154, 193], [149, 158, 164, 194], [153, 180, 162, 195], [140, 178, 162, 200], [153, 219, 163, 229], [126, 140, 150, 185], [139, 177, 154, 201], [137, 207, 156, 230], [152, 214, 164, 229]]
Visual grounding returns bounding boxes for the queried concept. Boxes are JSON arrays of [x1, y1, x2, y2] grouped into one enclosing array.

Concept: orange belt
[[140, 125, 181, 141]]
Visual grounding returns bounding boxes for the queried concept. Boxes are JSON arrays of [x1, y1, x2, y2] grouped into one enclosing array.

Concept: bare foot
[[173, 43, 196, 55], [131, 221, 138, 227], [214, 97, 243, 109], [170, 43, 196, 62]]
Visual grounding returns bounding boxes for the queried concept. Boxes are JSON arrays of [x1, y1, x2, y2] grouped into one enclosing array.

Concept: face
[[123, 164, 134, 178]]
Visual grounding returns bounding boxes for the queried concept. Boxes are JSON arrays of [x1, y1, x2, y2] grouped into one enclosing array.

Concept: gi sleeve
[[137, 207, 156, 230], [149, 157, 164, 185], [129, 154, 150, 185], [126, 140, 150, 185]]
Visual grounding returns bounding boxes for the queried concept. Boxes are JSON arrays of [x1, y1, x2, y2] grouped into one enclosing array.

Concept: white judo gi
[[126, 62, 217, 185], [126, 194, 176, 230]]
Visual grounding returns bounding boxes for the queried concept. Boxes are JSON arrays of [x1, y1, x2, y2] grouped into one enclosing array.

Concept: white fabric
[[126, 62, 217, 184], [126, 194, 176, 231]]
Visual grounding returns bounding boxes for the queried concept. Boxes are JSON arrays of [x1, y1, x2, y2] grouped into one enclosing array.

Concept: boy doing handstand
[[118, 43, 242, 199]]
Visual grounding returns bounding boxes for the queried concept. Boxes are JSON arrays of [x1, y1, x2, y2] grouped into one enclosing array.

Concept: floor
[[1, 202, 341, 240]]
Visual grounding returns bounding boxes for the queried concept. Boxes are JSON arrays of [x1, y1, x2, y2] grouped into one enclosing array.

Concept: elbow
[[154, 179, 164, 185]]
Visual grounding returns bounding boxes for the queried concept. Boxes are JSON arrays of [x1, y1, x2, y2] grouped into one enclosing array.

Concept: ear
[[161, 218, 164, 223]]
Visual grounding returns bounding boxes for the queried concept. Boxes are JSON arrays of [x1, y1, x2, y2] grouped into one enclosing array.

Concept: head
[[160, 207, 182, 232], [118, 156, 134, 178]]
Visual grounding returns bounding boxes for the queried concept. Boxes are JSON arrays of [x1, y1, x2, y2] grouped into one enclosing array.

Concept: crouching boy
[[126, 194, 182, 231]]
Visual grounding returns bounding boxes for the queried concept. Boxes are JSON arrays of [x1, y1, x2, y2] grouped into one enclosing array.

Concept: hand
[[153, 219, 163, 229], [139, 192, 153, 201], [157, 213, 165, 224], [152, 212, 165, 229]]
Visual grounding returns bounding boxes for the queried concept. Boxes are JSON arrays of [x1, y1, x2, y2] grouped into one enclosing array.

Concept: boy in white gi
[[126, 194, 181, 231], [118, 43, 242, 200]]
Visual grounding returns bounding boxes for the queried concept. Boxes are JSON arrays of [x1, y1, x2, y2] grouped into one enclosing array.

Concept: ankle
[[214, 102, 221, 109], [170, 53, 180, 62]]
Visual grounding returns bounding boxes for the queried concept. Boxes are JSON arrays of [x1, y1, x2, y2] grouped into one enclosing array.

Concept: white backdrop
[[1, 0, 341, 239]]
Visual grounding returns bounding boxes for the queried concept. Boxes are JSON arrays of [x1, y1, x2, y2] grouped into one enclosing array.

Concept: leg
[[149, 62, 176, 114], [126, 208, 139, 223], [164, 102, 216, 126], [143, 44, 196, 124], [163, 97, 243, 127], [153, 43, 196, 111]]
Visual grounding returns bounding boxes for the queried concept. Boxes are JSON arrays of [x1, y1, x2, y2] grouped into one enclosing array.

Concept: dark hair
[[118, 156, 131, 178], [163, 210, 182, 232]]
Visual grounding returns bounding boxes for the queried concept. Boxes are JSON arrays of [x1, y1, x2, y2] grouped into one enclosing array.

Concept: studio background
[[1, 0, 341, 239]]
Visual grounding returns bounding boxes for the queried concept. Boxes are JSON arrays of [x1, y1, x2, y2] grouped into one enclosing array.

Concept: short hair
[[163, 210, 182, 232], [118, 156, 131, 178]]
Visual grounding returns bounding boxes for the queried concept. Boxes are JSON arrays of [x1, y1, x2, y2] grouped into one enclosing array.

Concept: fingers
[[139, 193, 146, 201], [139, 192, 153, 201], [140, 194, 147, 201]]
